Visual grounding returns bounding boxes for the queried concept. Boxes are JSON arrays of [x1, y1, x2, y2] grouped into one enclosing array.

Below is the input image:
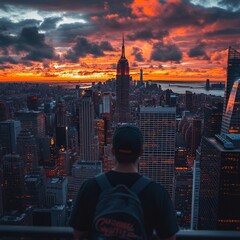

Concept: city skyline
[[0, 0, 240, 82]]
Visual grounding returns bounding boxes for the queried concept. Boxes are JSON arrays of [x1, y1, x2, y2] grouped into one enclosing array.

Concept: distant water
[[158, 82, 224, 97], [51, 81, 224, 97]]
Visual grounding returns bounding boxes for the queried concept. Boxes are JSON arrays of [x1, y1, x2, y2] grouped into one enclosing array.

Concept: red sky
[[0, 0, 240, 82]]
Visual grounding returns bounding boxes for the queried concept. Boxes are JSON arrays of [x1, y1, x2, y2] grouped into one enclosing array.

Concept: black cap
[[113, 125, 143, 156]]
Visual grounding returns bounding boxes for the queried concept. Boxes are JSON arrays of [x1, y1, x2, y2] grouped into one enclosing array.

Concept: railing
[[0, 225, 240, 239]]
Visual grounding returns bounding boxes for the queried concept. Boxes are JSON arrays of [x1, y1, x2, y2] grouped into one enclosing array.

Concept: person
[[69, 124, 179, 239]]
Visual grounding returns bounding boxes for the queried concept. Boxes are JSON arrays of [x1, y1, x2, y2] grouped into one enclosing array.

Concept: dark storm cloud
[[218, 0, 240, 10], [128, 29, 169, 41], [0, 56, 17, 64], [15, 26, 58, 61], [40, 17, 62, 31], [151, 42, 182, 62], [132, 47, 144, 62], [0, 0, 133, 16], [0, 17, 41, 35], [128, 30, 154, 41], [0, 0, 104, 12], [205, 28, 240, 36], [158, 1, 240, 29], [0, 33, 15, 49], [49, 22, 96, 44], [100, 41, 115, 51], [65, 37, 104, 62], [188, 43, 209, 60]]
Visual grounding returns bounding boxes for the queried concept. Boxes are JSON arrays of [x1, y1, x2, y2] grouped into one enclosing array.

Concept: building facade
[[115, 36, 130, 123], [139, 106, 176, 197]]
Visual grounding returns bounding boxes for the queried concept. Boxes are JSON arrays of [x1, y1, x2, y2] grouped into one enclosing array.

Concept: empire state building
[[115, 36, 130, 123]]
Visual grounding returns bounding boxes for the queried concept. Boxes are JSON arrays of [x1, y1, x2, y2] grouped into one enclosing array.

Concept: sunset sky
[[0, 0, 240, 82]]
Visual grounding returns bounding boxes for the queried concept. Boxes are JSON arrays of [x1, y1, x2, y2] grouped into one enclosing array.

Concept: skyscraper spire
[[121, 33, 125, 58]]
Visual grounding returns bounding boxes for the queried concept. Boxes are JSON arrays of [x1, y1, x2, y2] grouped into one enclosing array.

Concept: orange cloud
[[130, 0, 161, 17]]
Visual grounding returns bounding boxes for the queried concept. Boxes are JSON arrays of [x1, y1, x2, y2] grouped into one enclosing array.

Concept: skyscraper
[[27, 96, 39, 111], [115, 35, 130, 122], [185, 91, 193, 112], [221, 47, 240, 134], [175, 147, 192, 229], [79, 94, 99, 161], [203, 103, 223, 137], [0, 120, 21, 155], [221, 79, 240, 134], [139, 106, 176, 197], [2, 154, 25, 213], [223, 47, 240, 113], [198, 134, 240, 230], [15, 110, 45, 138], [17, 129, 38, 174], [191, 117, 202, 155]]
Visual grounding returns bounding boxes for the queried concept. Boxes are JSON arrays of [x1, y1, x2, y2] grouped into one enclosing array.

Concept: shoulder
[[140, 181, 172, 207]]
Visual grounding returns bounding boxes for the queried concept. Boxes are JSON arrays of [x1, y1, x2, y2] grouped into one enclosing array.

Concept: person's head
[[112, 124, 143, 164]]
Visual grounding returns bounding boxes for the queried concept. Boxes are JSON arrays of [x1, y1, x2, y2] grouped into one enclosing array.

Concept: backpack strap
[[130, 176, 152, 195], [95, 173, 112, 191]]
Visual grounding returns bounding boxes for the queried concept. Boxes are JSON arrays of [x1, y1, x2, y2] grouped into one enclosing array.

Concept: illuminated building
[[96, 119, 105, 160], [55, 98, 68, 150], [55, 148, 70, 177], [174, 147, 192, 229], [103, 144, 114, 172], [115, 35, 130, 122], [15, 110, 45, 138], [221, 79, 240, 134], [198, 134, 240, 230], [175, 147, 187, 168], [222, 47, 240, 114], [79, 94, 99, 161], [68, 127, 78, 154], [191, 147, 201, 230], [2, 154, 25, 213], [17, 129, 38, 174], [0, 120, 21, 155], [27, 96, 39, 111], [175, 170, 192, 229], [44, 138, 58, 177], [203, 103, 223, 137], [139, 106, 176, 197]]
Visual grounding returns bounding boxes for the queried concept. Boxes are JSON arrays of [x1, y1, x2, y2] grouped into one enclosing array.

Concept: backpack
[[92, 173, 152, 240]]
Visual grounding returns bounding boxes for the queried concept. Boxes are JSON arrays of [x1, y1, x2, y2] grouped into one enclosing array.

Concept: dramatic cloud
[[151, 42, 183, 62], [100, 41, 115, 51], [218, 0, 240, 10], [0, 56, 17, 64], [188, 42, 209, 60], [0, 0, 240, 81], [15, 26, 58, 61], [132, 47, 144, 62], [65, 37, 104, 62], [40, 17, 62, 31]]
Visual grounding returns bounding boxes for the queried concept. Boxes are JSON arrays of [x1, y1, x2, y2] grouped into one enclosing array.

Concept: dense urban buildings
[[0, 44, 239, 233]]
